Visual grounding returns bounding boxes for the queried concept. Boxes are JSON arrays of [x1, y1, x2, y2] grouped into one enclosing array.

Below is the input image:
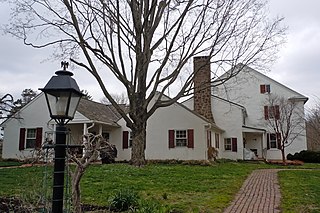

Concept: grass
[[82, 162, 278, 212], [0, 160, 24, 167], [279, 169, 320, 213], [0, 161, 320, 212]]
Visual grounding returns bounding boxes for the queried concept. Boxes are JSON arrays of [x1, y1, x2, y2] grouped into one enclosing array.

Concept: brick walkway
[[224, 169, 281, 213]]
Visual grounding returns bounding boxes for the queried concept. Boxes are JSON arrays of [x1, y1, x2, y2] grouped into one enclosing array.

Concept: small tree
[[10, 89, 38, 116], [0, 93, 14, 120], [67, 133, 117, 213], [264, 95, 306, 163]]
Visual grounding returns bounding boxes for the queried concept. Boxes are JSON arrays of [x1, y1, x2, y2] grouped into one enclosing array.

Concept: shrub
[[287, 150, 320, 163], [109, 188, 140, 212]]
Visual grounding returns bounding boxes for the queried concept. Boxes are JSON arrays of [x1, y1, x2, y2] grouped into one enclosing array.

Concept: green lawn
[[0, 162, 320, 212], [279, 169, 320, 213], [0, 160, 23, 167]]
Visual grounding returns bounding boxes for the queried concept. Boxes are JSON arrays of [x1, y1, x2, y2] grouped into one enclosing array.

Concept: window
[[122, 131, 133, 149], [264, 105, 280, 120], [176, 130, 187, 146], [224, 138, 232, 151], [19, 127, 43, 150], [267, 133, 281, 149], [224, 138, 237, 152], [102, 132, 110, 141], [168, 129, 194, 149], [260, 84, 271, 94], [215, 133, 220, 149], [26, 129, 36, 149]]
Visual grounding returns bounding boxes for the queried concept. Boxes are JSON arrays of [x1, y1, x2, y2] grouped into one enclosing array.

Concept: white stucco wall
[[214, 67, 308, 160], [1, 94, 52, 159], [183, 97, 244, 160], [114, 101, 213, 161]]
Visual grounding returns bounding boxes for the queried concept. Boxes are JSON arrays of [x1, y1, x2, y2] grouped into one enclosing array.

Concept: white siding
[[1, 94, 52, 159], [214, 67, 308, 160], [183, 97, 244, 160], [114, 101, 212, 161]]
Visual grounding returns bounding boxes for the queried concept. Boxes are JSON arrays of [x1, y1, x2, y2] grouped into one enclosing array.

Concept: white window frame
[[268, 133, 277, 149], [26, 128, 36, 149], [175, 130, 187, 147], [224, 138, 232, 151]]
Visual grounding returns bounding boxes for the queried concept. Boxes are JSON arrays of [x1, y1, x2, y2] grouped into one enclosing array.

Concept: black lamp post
[[40, 62, 83, 213]]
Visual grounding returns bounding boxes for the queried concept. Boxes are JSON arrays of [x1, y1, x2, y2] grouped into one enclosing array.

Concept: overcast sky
[[0, 0, 319, 108]]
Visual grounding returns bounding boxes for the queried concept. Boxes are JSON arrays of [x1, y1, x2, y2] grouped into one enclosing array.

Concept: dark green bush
[[287, 150, 320, 163]]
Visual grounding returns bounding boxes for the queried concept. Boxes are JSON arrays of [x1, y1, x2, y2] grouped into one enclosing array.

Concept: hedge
[[287, 150, 320, 163]]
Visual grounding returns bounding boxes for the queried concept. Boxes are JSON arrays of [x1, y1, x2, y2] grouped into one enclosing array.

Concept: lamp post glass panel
[[40, 62, 83, 212]]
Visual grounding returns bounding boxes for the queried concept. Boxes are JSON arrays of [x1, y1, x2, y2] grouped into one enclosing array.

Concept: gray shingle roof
[[77, 98, 127, 125]]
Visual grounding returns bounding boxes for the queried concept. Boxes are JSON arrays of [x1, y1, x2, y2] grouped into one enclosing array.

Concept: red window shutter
[[276, 133, 282, 149], [19, 128, 26, 150], [267, 133, 270, 150], [187, 129, 194, 148], [122, 131, 129, 149], [260, 85, 266, 93], [231, 138, 237, 152], [275, 105, 280, 120], [35, 127, 43, 149], [264, 106, 269, 120], [168, 130, 175, 149]]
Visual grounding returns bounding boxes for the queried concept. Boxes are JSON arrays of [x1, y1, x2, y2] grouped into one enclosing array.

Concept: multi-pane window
[[224, 138, 238, 152], [175, 130, 187, 147], [224, 138, 232, 151], [264, 105, 280, 120], [267, 133, 281, 149], [168, 129, 194, 149], [260, 84, 271, 94], [26, 129, 36, 149], [268, 133, 277, 149], [19, 127, 42, 150]]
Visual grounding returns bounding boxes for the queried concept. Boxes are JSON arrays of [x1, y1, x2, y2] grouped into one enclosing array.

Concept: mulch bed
[[267, 160, 304, 165], [0, 197, 33, 213]]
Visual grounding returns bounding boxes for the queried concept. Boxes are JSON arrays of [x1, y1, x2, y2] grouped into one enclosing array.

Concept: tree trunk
[[130, 124, 146, 166], [281, 146, 286, 165], [71, 167, 84, 213]]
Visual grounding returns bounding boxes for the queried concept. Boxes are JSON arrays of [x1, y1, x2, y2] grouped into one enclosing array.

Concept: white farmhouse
[[0, 57, 308, 161]]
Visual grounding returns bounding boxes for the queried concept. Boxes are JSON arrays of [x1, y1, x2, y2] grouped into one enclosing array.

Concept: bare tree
[[306, 99, 320, 151], [4, 0, 286, 166], [100, 93, 129, 105], [67, 133, 116, 213], [0, 93, 14, 120], [264, 95, 305, 163]]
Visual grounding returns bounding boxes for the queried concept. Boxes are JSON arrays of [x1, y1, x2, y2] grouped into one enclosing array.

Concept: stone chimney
[[193, 56, 215, 123]]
